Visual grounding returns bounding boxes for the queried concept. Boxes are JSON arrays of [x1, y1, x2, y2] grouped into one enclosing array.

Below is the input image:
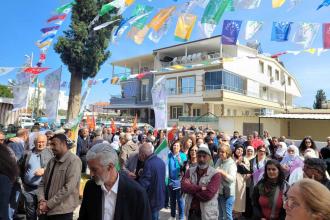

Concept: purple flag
[[41, 26, 60, 33], [221, 20, 242, 45]]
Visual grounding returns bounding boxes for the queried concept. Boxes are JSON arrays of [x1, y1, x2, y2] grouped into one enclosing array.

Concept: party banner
[[0, 67, 15, 76], [174, 14, 197, 42], [151, 76, 167, 129], [44, 67, 62, 121], [245, 20, 263, 40], [221, 20, 242, 45], [317, 0, 330, 10], [148, 6, 176, 32], [131, 4, 154, 30], [128, 26, 150, 44], [41, 26, 60, 33], [56, 1, 75, 14], [201, 0, 230, 25], [272, 0, 286, 8], [148, 19, 170, 43], [13, 62, 31, 111], [47, 14, 67, 23], [292, 23, 320, 48], [99, 0, 122, 16], [234, 0, 261, 9], [323, 23, 330, 49], [271, 21, 292, 42]]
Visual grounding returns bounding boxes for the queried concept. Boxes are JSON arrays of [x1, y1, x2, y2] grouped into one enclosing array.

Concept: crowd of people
[[1, 123, 330, 220]]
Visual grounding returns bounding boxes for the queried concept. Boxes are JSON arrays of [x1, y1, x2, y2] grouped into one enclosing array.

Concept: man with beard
[[37, 134, 81, 220], [181, 146, 221, 220], [78, 143, 152, 220]]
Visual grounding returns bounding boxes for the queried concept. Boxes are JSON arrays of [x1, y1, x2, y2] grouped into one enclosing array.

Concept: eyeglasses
[[305, 141, 311, 144], [283, 197, 301, 210], [258, 150, 266, 153]]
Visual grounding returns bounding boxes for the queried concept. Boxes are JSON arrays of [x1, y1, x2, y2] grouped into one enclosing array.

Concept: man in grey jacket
[[37, 134, 82, 220], [21, 134, 53, 220]]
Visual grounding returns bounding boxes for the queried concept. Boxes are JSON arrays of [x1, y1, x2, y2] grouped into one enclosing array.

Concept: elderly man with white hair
[[78, 143, 151, 220], [119, 133, 138, 169]]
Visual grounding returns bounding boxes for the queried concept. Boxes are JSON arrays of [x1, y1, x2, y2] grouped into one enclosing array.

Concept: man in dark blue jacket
[[138, 143, 166, 220]]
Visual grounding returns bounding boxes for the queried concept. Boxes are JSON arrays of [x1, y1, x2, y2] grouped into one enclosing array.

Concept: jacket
[[78, 172, 152, 220], [182, 166, 220, 220], [119, 141, 138, 166], [138, 154, 166, 212], [37, 151, 82, 215], [77, 136, 92, 157], [215, 157, 237, 196], [8, 141, 24, 161], [0, 174, 12, 220], [168, 152, 187, 189]]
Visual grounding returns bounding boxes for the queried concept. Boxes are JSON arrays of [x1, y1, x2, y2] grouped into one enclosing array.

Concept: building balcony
[[110, 97, 137, 105], [203, 86, 289, 110], [166, 87, 195, 96]]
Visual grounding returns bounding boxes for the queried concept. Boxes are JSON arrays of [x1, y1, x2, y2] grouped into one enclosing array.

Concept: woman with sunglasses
[[183, 145, 199, 173], [252, 159, 289, 220], [284, 178, 330, 220], [250, 145, 269, 187], [232, 144, 250, 219], [299, 136, 318, 157]]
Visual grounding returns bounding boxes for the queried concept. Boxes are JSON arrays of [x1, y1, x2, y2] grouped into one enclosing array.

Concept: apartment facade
[[153, 36, 301, 135], [109, 36, 301, 135]]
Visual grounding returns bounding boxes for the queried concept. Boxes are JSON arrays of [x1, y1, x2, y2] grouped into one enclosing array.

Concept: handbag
[[223, 185, 231, 199]]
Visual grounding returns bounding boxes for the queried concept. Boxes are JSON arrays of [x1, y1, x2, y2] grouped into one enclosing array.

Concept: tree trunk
[[67, 73, 83, 121]]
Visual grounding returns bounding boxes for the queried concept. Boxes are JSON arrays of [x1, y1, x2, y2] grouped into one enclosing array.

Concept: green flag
[[131, 4, 153, 30], [99, 3, 115, 16], [201, 0, 230, 24], [56, 1, 75, 14], [154, 139, 169, 185]]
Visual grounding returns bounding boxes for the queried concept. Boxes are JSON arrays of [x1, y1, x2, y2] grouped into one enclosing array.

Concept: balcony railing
[[159, 52, 221, 72], [166, 87, 195, 95], [178, 116, 219, 123], [110, 97, 136, 105], [205, 84, 245, 95]]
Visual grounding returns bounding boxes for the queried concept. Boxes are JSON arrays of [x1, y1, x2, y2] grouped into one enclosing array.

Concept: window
[[141, 79, 149, 101], [166, 78, 177, 95], [170, 106, 183, 119], [275, 70, 280, 80], [259, 61, 264, 73], [180, 76, 195, 94], [205, 71, 244, 93], [227, 109, 231, 116], [193, 109, 201, 116], [288, 77, 291, 86], [267, 65, 272, 78], [205, 71, 222, 90]]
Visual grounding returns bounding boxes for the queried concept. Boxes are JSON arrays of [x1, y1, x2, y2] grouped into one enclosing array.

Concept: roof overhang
[[111, 54, 154, 68], [260, 114, 330, 120], [105, 104, 153, 109]]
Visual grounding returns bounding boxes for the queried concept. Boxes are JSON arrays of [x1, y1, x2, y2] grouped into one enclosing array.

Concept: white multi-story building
[[27, 87, 68, 111], [111, 35, 302, 135]]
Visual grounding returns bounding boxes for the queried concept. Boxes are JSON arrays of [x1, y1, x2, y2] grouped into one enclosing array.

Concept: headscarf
[[275, 142, 287, 158], [281, 145, 299, 165], [245, 145, 255, 160], [304, 148, 318, 159]]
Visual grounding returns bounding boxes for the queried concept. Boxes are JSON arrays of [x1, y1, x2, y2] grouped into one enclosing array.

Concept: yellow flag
[[172, 65, 185, 70], [125, 0, 135, 6], [272, 0, 286, 8], [36, 41, 51, 48], [305, 48, 316, 54], [148, 6, 176, 32], [111, 77, 120, 84], [174, 14, 197, 42]]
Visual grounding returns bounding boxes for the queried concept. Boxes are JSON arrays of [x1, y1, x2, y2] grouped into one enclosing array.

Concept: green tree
[[313, 89, 327, 109], [0, 84, 13, 98], [54, 0, 120, 121]]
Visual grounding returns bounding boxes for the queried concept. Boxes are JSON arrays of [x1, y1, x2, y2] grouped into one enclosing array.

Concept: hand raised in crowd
[[34, 168, 45, 176], [127, 171, 136, 179]]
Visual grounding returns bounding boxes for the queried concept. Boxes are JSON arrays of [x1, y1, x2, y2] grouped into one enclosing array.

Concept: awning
[[104, 104, 153, 109], [260, 114, 330, 120]]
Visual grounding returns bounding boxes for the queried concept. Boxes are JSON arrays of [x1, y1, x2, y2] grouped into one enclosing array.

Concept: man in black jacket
[[78, 143, 151, 220]]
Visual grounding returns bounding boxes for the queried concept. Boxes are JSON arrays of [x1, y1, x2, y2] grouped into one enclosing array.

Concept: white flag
[[0, 67, 15, 75], [93, 19, 120, 31], [234, 0, 261, 9], [13, 71, 30, 111], [44, 67, 62, 121], [151, 76, 167, 129], [245, 21, 263, 40], [292, 23, 320, 48]]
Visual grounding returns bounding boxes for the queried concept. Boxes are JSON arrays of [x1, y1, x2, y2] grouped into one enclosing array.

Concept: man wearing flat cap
[[181, 146, 221, 220]]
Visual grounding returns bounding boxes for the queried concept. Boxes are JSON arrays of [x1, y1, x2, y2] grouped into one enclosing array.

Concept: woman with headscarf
[[243, 146, 255, 218], [245, 146, 255, 161], [280, 145, 304, 179], [274, 142, 287, 162]]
